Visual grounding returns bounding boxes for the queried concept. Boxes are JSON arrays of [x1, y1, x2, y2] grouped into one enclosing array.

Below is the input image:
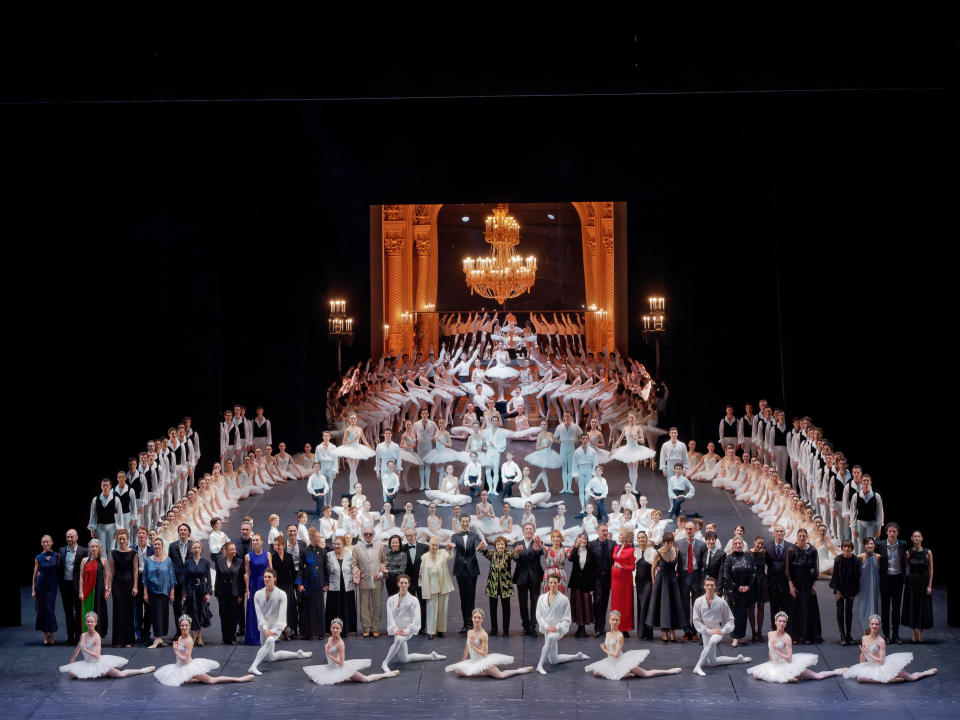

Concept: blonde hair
[[269, 514, 280, 523]]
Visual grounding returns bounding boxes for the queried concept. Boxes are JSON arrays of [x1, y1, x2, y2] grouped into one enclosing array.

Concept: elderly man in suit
[[513, 522, 544, 636], [447, 515, 485, 634], [876, 521, 908, 643], [58, 528, 88, 645], [402, 527, 430, 635], [676, 520, 707, 641], [168, 522, 194, 639], [765, 525, 794, 628], [590, 523, 616, 637], [353, 526, 387, 637]]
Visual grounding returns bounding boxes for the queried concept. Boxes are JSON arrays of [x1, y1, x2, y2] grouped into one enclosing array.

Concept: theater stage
[[6, 442, 955, 719]]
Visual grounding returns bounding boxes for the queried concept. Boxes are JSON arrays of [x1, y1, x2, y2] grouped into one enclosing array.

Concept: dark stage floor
[[7, 443, 955, 718]]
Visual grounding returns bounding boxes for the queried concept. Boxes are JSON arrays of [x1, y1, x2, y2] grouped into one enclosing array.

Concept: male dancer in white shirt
[[248, 568, 312, 675], [381, 575, 446, 671], [691, 576, 751, 676], [535, 574, 589, 674], [659, 428, 690, 480], [374, 429, 402, 484], [500, 451, 522, 499]]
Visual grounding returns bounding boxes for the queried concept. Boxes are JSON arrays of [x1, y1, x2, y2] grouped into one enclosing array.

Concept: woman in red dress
[[610, 528, 636, 635]]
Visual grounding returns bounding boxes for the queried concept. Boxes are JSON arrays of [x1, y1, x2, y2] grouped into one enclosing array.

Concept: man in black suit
[[132, 527, 154, 644], [402, 527, 430, 634], [447, 515, 485, 634], [168, 523, 194, 639], [512, 521, 544, 636], [235, 521, 253, 639], [702, 532, 726, 591], [591, 523, 616, 637], [285, 524, 308, 638], [876, 521, 907, 643], [675, 521, 707, 640], [765, 524, 794, 628], [58, 528, 88, 645]]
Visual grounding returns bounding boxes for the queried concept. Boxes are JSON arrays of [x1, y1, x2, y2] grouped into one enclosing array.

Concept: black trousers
[[517, 582, 539, 632], [135, 575, 150, 641], [411, 587, 427, 633], [593, 576, 611, 632], [680, 573, 703, 632], [836, 596, 854, 640], [456, 575, 478, 630], [237, 594, 246, 635], [768, 580, 789, 629], [880, 574, 904, 639], [217, 595, 242, 644], [59, 580, 82, 643], [732, 593, 751, 639], [488, 595, 511, 634], [148, 594, 170, 639]]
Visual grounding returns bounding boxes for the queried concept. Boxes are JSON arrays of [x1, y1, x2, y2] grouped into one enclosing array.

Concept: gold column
[[383, 229, 406, 357], [602, 234, 616, 350]]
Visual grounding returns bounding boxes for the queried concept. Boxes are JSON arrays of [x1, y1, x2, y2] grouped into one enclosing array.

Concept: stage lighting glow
[[461, 216, 470, 222], [547, 213, 555, 219]]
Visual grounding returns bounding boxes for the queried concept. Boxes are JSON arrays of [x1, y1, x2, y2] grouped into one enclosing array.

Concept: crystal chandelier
[[462, 203, 537, 305]]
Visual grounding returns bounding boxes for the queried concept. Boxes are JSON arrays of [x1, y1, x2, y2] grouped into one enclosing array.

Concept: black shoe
[[437, 632, 445, 638], [891, 635, 902, 644], [491, 629, 499, 637], [622, 631, 630, 638], [502, 631, 510, 637], [418, 629, 426, 636], [458, 628, 468, 635], [840, 639, 849, 646]]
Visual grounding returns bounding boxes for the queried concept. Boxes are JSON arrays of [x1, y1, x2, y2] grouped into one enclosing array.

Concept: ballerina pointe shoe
[[536, 666, 547, 675], [297, 650, 312, 658], [240, 674, 255, 682]]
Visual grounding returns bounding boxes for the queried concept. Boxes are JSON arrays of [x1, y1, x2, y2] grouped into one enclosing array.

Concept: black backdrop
[[6, 43, 953, 620]]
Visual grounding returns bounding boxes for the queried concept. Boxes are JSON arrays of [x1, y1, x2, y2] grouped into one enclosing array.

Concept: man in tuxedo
[[702, 532, 726, 591], [876, 521, 907, 643], [285, 524, 308, 638], [58, 529, 88, 645], [512, 522, 543, 636], [132, 527, 154, 644], [590, 523, 616, 637], [168, 523, 194, 639], [448, 515, 484, 633], [675, 521, 707, 641], [402, 528, 429, 634], [765, 525, 794, 628]]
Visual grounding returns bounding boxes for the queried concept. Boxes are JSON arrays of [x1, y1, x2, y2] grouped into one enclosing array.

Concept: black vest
[[115, 487, 133, 513], [95, 496, 117, 525], [225, 424, 237, 445], [130, 473, 143, 497], [144, 467, 156, 492], [174, 444, 183, 464], [722, 418, 738, 437], [237, 421, 247, 439], [773, 425, 787, 446], [741, 417, 753, 438], [856, 494, 878, 521], [253, 420, 269, 438], [833, 473, 846, 502]]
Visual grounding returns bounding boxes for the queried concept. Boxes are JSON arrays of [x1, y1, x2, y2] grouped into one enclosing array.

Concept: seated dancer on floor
[[584, 610, 681, 680], [303, 619, 399, 685], [445, 608, 533, 679]]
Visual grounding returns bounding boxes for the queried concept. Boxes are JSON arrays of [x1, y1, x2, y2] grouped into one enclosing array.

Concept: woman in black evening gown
[[270, 535, 298, 639], [182, 541, 213, 645], [634, 530, 655, 641], [901, 530, 934, 642], [785, 528, 822, 644], [646, 532, 686, 642], [109, 529, 138, 647], [720, 536, 755, 647]]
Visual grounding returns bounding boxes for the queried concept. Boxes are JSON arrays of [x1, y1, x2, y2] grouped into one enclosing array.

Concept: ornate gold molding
[[383, 233, 406, 254]]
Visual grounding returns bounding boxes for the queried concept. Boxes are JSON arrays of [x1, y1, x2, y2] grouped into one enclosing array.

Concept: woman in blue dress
[[244, 533, 271, 645], [857, 537, 882, 636], [32, 534, 59, 645]]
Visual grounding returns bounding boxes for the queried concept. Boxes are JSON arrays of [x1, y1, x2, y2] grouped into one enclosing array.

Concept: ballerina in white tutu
[[505, 467, 557, 509], [747, 612, 845, 683], [422, 418, 463, 480], [484, 341, 519, 401], [524, 421, 562, 492], [303, 618, 399, 685], [446, 608, 534, 679], [472, 490, 501, 537], [418, 503, 454, 544], [423, 465, 471, 506], [60, 612, 156, 680], [585, 611, 681, 680], [333, 413, 376, 493], [154, 615, 254, 686], [843, 614, 937, 683], [609, 418, 656, 486]]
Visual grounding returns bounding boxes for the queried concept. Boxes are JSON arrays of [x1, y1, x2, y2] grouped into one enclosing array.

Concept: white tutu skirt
[[424, 489, 472, 506], [423, 447, 464, 465], [524, 449, 562, 469], [485, 365, 519, 379], [303, 659, 371, 685], [449, 425, 474, 439], [445, 653, 515, 675], [59, 655, 128, 678], [153, 659, 220, 686], [506, 492, 551, 509], [746, 654, 818, 683], [473, 516, 501, 536], [375, 527, 405, 542], [594, 448, 612, 464], [843, 653, 913, 683], [609, 446, 656, 463], [509, 426, 541, 441], [418, 526, 454, 543], [584, 650, 650, 679], [398, 449, 422, 466], [334, 445, 376, 461]]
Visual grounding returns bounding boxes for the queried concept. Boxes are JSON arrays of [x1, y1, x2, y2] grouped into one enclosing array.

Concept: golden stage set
[[368, 202, 629, 359]]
